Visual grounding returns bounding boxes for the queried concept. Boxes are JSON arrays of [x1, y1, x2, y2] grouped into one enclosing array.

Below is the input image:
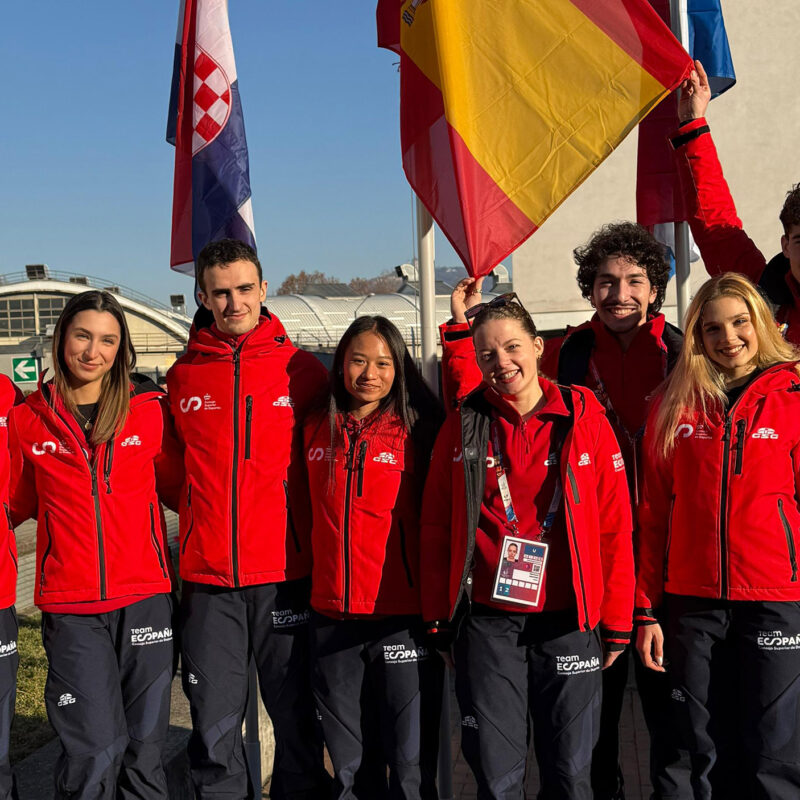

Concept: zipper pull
[[358, 440, 368, 469], [345, 431, 356, 470]]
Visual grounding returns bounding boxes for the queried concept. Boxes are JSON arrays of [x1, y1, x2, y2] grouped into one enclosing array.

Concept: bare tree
[[276, 270, 338, 295], [349, 270, 402, 295]]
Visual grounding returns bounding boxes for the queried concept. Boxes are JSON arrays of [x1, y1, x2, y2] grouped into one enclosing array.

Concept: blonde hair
[[653, 273, 798, 457]]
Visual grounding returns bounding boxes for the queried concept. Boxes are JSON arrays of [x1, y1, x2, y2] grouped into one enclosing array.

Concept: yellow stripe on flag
[[403, 0, 669, 226]]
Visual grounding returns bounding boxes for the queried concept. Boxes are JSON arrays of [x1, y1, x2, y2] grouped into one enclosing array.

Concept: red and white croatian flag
[[167, 0, 256, 276]]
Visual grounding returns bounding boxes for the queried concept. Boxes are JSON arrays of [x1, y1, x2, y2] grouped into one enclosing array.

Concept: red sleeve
[[419, 411, 460, 622], [440, 323, 482, 411], [634, 409, 673, 614], [8, 408, 36, 527], [154, 398, 184, 513], [673, 118, 766, 283], [591, 410, 635, 641]]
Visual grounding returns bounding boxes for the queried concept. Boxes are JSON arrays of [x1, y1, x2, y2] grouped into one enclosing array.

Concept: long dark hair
[[327, 316, 443, 478], [51, 291, 136, 444]]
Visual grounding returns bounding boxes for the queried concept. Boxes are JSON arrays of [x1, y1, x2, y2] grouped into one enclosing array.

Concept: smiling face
[[199, 259, 267, 337], [473, 318, 543, 399], [700, 295, 759, 380], [62, 310, 122, 399], [591, 255, 657, 339], [343, 331, 396, 419]]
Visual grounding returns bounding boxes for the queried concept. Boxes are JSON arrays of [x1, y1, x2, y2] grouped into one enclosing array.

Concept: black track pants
[[454, 607, 602, 800], [0, 607, 17, 800], [180, 579, 330, 800], [591, 634, 690, 799], [42, 594, 174, 800], [310, 613, 443, 800], [665, 595, 800, 800]]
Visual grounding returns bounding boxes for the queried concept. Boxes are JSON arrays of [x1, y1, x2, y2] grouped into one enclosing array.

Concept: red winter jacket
[[304, 410, 425, 616], [637, 363, 800, 612], [0, 377, 23, 610], [421, 382, 634, 645], [9, 377, 182, 607], [673, 117, 800, 345], [167, 310, 327, 588]]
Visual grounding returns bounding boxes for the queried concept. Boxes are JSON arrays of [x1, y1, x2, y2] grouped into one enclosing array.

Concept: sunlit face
[[199, 259, 267, 336], [473, 318, 543, 397], [591, 256, 657, 335], [700, 295, 759, 379], [343, 332, 396, 417], [62, 310, 121, 392], [782, 223, 800, 284]]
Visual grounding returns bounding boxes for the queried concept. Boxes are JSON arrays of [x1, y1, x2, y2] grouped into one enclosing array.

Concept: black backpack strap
[[556, 328, 595, 388], [661, 322, 684, 374]]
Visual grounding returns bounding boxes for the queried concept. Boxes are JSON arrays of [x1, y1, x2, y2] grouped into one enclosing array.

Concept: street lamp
[[353, 293, 375, 320]]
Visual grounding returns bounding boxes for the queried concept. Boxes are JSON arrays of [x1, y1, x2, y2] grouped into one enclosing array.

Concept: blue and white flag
[[167, 0, 256, 276]]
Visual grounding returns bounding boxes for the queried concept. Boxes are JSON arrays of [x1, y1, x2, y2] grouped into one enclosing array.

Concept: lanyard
[[490, 420, 564, 541]]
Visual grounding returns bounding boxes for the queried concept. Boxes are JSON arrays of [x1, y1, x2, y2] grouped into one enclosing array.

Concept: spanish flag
[[377, 0, 693, 277]]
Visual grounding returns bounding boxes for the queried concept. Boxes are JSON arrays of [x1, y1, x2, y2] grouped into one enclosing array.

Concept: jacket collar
[[483, 376, 569, 423]]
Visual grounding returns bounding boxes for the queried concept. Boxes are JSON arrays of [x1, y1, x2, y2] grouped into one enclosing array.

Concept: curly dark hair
[[573, 222, 671, 314], [779, 184, 800, 233]]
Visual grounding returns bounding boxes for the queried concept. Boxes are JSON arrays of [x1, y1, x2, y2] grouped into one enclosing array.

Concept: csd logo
[[675, 424, 694, 439], [32, 441, 57, 456], [307, 447, 325, 462], [180, 397, 202, 413]]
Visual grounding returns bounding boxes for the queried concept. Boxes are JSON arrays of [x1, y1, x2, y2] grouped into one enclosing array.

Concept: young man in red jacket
[[441, 223, 687, 800], [673, 60, 800, 344], [166, 240, 330, 799]]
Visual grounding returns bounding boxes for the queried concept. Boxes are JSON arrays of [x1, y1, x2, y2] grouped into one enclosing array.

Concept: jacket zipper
[[565, 464, 590, 631], [230, 344, 243, 587], [663, 495, 676, 583], [149, 503, 168, 578], [719, 415, 734, 599], [103, 439, 114, 493], [733, 419, 746, 475], [342, 431, 357, 613], [356, 440, 367, 497], [40, 510, 53, 589], [244, 395, 253, 460], [3, 505, 15, 571], [398, 520, 414, 587], [181, 483, 194, 554], [283, 480, 301, 553], [778, 499, 799, 582], [51, 405, 108, 600]]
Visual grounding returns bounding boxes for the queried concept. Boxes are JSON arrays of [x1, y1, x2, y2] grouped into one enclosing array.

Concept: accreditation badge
[[492, 535, 549, 607]]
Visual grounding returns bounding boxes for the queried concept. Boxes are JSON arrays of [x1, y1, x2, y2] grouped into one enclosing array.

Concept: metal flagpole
[[670, 0, 691, 328], [416, 198, 438, 389], [415, 196, 454, 800]]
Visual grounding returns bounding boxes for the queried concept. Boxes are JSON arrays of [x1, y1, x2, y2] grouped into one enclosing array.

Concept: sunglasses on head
[[464, 292, 524, 322]]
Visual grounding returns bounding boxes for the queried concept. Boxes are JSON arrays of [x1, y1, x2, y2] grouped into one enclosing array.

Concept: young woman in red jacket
[[304, 315, 444, 799], [420, 297, 634, 800], [636, 273, 800, 799], [9, 291, 182, 800]]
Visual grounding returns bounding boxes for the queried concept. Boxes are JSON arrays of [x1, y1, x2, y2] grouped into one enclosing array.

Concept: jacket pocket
[[398, 520, 414, 588], [245, 395, 253, 460], [40, 511, 53, 590], [150, 504, 168, 579], [663, 496, 676, 583], [778, 499, 798, 582], [283, 480, 301, 553], [566, 464, 580, 504], [3, 505, 15, 571], [181, 483, 194, 555]]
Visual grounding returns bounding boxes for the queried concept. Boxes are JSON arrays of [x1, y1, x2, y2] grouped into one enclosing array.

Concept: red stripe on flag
[[400, 56, 536, 277], [170, 0, 196, 269], [568, 0, 692, 89]]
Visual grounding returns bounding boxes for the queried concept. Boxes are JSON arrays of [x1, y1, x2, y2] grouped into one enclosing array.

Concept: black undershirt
[[723, 368, 762, 407], [74, 402, 98, 441]]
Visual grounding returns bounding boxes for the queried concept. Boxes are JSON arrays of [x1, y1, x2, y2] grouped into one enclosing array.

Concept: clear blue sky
[[1, 2, 470, 304]]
